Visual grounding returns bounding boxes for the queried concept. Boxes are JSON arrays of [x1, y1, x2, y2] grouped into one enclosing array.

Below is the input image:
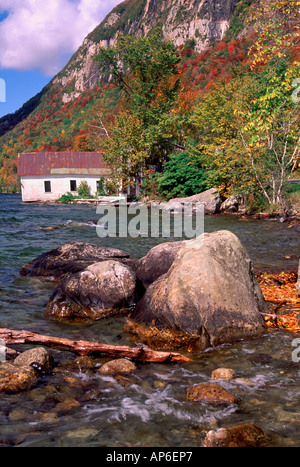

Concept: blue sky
[[0, 0, 121, 118]]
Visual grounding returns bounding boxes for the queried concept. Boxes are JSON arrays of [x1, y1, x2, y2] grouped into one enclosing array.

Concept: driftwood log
[[0, 328, 191, 363]]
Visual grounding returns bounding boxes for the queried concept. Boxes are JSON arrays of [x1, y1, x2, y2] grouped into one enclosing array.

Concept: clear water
[[0, 194, 299, 447]]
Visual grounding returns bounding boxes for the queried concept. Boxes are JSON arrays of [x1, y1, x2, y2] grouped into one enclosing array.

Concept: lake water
[[0, 194, 299, 447]]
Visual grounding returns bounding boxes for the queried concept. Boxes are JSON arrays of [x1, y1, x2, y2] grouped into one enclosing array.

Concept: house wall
[[20, 174, 105, 202]]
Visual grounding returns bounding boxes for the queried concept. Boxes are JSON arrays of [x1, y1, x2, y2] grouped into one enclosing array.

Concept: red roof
[[17, 152, 109, 177]]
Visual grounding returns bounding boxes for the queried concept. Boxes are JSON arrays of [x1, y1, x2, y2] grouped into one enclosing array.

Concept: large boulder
[[20, 242, 135, 280], [296, 261, 300, 297], [166, 188, 221, 214], [45, 260, 138, 321], [124, 230, 267, 351], [136, 241, 185, 288]]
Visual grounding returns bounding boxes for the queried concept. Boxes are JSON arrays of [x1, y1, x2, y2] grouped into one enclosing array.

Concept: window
[[70, 180, 77, 192], [44, 181, 51, 193]]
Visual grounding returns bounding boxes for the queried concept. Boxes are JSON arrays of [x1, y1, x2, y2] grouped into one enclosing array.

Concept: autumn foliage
[[258, 271, 300, 333], [0, 0, 299, 204]]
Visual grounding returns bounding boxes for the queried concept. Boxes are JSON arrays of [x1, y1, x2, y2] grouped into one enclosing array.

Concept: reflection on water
[[0, 194, 299, 447]]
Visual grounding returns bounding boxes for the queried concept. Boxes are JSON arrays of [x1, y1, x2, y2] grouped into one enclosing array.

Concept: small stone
[[98, 358, 137, 375], [249, 353, 273, 366], [8, 408, 28, 421], [65, 428, 99, 439], [203, 424, 267, 447], [14, 347, 54, 372], [186, 383, 239, 406], [73, 356, 94, 370], [153, 380, 166, 389], [234, 377, 256, 387], [211, 368, 235, 381], [40, 412, 59, 424], [55, 398, 81, 414], [0, 362, 38, 393], [114, 375, 136, 387]]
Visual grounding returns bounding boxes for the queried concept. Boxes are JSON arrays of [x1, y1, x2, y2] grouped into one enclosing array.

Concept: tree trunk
[[0, 328, 191, 364]]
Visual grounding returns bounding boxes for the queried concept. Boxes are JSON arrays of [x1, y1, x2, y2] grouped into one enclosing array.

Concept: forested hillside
[[0, 0, 299, 213]]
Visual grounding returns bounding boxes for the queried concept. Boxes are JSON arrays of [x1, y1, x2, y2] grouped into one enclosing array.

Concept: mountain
[[53, 0, 240, 101], [0, 0, 252, 190]]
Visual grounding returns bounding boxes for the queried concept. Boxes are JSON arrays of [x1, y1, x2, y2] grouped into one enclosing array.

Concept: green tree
[[190, 62, 300, 212], [155, 152, 207, 200], [77, 181, 92, 198], [190, 74, 257, 200], [94, 29, 183, 186]]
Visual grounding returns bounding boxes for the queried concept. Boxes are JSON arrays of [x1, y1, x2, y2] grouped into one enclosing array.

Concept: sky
[[0, 0, 121, 118]]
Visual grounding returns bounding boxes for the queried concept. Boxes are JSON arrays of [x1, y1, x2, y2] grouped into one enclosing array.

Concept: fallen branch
[[0, 328, 191, 364]]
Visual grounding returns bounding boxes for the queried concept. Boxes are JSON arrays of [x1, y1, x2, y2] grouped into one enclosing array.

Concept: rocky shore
[[1, 225, 299, 447], [0, 345, 271, 447]]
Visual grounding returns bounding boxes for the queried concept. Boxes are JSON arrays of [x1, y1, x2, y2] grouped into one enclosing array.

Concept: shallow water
[[0, 194, 299, 447]]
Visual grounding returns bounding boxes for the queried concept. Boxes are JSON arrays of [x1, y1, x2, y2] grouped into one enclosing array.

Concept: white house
[[17, 152, 111, 202]]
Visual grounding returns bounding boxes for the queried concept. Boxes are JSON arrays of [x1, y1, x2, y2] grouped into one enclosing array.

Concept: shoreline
[[18, 198, 300, 232]]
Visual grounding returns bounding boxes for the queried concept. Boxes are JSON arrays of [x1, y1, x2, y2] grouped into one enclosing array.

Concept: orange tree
[[190, 0, 300, 212]]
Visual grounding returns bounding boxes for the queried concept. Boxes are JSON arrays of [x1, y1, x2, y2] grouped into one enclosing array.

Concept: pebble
[[186, 383, 239, 406], [202, 424, 267, 447], [98, 358, 137, 375], [234, 377, 256, 387], [211, 368, 235, 381]]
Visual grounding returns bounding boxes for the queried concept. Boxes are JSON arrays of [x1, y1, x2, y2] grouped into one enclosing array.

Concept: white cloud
[[0, 0, 121, 75]]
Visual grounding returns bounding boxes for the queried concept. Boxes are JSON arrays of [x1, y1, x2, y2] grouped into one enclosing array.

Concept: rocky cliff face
[[54, 0, 239, 101]]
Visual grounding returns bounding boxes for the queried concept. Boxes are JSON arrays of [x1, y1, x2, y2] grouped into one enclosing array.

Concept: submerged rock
[[211, 368, 235, 381], [20, 242, 135, 279], [186, 383, 239, 406], [125, 230, 267, 351], [45, 260, 138, 321], [202, 424, 268, 447]]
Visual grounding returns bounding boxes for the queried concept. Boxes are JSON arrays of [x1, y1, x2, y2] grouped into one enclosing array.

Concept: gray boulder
[[166, 188, 221, 214], [20, 242, 135, 280], [125, 230, 267, 351], [45, 260, 138, 322], [220, 195, 241, 213], [136, 241, 185, 288]]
